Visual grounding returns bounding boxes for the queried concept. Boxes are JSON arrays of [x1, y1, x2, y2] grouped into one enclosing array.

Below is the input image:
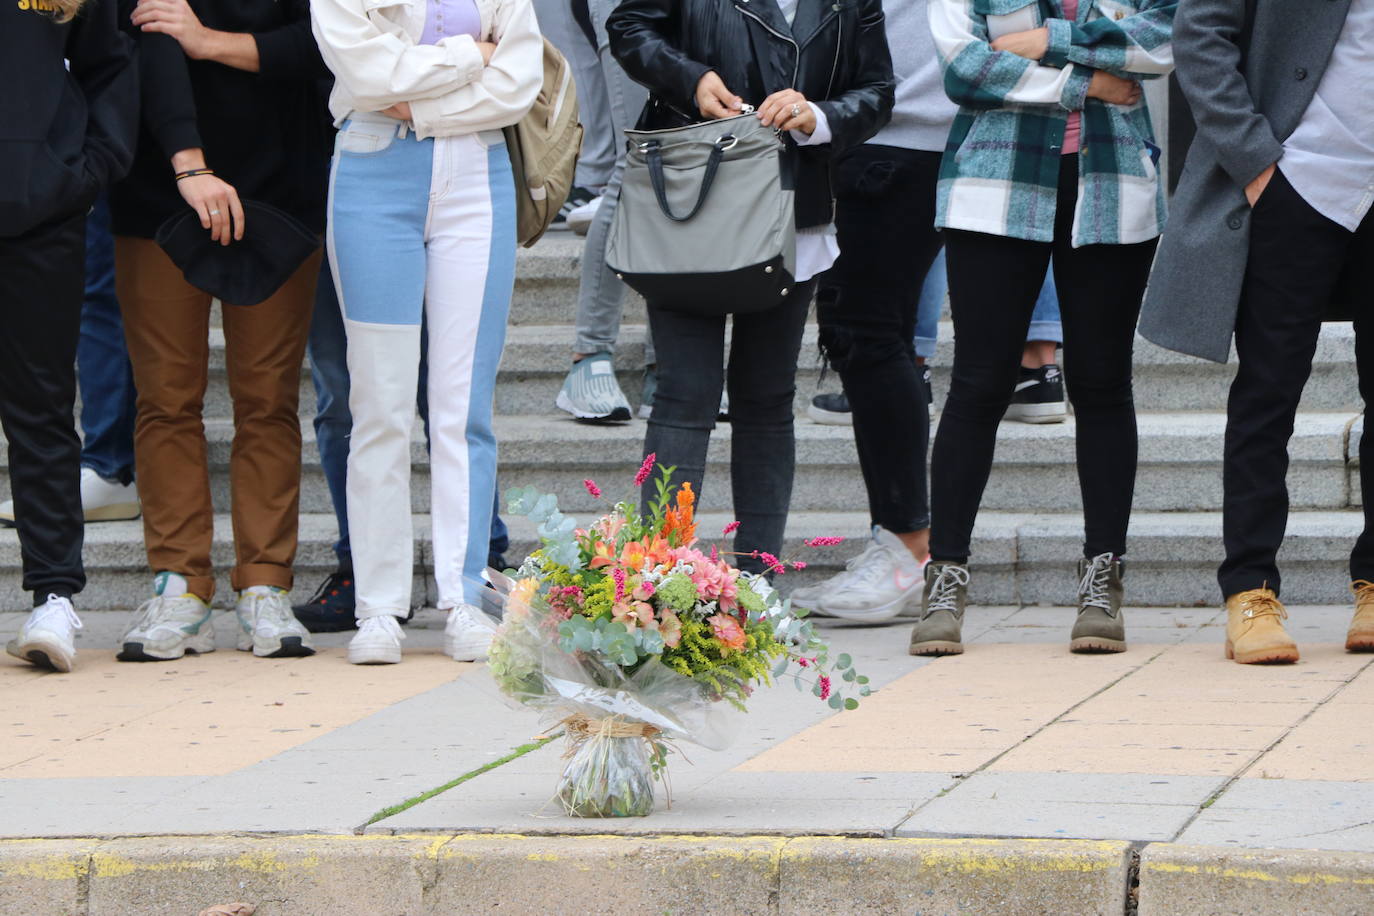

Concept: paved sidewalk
[[3, 603, 1371, 850]]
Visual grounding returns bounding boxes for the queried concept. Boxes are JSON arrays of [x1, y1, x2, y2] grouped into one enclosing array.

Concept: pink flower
[[722, 520, 740, 536], [759, 552, 787, 575], [583, 479, 602, 498], [708, 614, 747, 652], [791, 561, 808, 571], [633, 579, 656, 601], [676, 547, 739, 612], [710, 544, 719, 562], [634, 453, 657, 487], [804, 536, 846, 548], [819, 676, 832, 700], [796, 657, 809, 668], [613, 567, 627, 602]]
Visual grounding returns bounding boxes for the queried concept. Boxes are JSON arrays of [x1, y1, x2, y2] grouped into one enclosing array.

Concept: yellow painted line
[[1143, 860, 1374, 886]]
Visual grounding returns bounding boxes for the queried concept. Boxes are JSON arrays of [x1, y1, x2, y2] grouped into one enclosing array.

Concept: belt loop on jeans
[[397, 122, 409, 140]]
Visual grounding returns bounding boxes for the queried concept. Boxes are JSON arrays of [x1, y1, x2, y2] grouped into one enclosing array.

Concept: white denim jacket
[[312, 0, 543, 139]]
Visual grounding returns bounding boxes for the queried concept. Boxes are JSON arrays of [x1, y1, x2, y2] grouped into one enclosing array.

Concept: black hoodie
[[110, 0, 333, 239], [0, 0, 138, 238]]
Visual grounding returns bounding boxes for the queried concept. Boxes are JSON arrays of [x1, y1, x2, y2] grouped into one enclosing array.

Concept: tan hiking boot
[[909, 562, 969, 657], [1070, 553, 1127, 653], [1224, 588, 1299, 664], [1348, 581, 1374, 652]]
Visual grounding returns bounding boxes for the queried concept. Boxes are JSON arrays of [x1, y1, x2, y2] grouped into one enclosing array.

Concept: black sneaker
[[292, 570, 358, 633], [1005, 364, 1067, 424], [807, 391, 852, 426], [550, 186, 596, 231]]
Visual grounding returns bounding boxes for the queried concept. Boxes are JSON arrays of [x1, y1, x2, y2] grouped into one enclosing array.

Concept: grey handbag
[[605, 110, 796, 315]]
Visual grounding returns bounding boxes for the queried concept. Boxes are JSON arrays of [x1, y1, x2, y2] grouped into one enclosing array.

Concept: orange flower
[[663, 482, 697, 546], [619, 539, 648, 571], [588, 539, 619, 569], [708, 613, 747, 652]]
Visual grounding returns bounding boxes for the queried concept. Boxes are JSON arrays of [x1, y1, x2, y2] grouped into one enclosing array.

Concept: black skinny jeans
[[0, 212, 87, 602], [817, 145, 943, 534], [931, 156, 1156, 563], [642, 282, 814, 574], [1219, 167, 1374, 599]]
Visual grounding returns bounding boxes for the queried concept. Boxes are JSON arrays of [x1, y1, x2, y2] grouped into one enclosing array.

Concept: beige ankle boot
[[1224, 588, 1299, 664], [1348, 581, 1374, 652]]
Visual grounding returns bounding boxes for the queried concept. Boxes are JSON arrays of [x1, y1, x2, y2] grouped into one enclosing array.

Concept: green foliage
[[653, 574, 699, 613], [660, 617, 786, 710]]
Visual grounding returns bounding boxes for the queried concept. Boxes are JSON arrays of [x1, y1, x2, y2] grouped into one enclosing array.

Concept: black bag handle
[[644, 136, 735, 223]]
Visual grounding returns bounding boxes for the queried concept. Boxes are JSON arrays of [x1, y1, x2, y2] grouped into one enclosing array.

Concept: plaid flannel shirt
[[930, 0, 1176, 247]]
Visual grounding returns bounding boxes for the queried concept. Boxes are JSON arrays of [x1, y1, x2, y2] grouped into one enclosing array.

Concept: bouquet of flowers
[[490, 455, 868, 818]]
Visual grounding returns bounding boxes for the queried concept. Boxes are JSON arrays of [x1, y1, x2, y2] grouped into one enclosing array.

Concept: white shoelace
[[33, 594, 81, 632], [1078, 553, 1116, 612], [924, 565, 970, 617]]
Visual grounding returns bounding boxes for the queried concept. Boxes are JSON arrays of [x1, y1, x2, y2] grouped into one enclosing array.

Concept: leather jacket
[[607, 0, 895, 229]]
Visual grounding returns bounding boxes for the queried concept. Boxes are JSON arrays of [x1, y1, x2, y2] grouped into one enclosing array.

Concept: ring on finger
[[209, 209, 222, 215], [790, 104, 802, 118]]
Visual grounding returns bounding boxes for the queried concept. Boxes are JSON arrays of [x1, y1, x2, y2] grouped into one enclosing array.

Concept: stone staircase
[[0, 237, 1364, 610]]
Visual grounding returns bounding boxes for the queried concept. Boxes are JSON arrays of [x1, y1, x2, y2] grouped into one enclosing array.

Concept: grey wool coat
[[1139, 0, 1354, 363]]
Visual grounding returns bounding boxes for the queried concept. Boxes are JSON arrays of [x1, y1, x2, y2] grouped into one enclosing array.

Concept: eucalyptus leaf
[[836, 653, 852, 669], [828, 695, 843, 710], [842, 668, 857, 682], [844, 698, 859, 711]]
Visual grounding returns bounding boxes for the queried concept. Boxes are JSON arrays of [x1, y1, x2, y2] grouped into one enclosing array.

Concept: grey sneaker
[[1070, 553, 1127, 653], [118, 573, 216, 662], [637, 365, 657, 420], [818, 527, 927, 622], [557, 353, 633, 422], [236, 586, 316, 658], [909, 562, 970, 656]]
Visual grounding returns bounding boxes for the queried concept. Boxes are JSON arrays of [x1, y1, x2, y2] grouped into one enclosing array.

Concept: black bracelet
[[175, 168, 215, 181]]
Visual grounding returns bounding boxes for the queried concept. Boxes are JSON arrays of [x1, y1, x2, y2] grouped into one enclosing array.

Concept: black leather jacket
[[607, 0, 895, 229]]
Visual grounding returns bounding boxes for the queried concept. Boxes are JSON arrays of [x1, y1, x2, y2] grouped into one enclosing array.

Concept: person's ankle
[[895, 529, 931, 564]]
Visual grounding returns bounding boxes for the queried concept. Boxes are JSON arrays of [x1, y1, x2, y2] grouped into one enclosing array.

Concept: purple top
[[420, 0, 482, 45]]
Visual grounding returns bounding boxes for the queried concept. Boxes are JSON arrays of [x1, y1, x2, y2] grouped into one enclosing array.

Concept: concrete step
[[3, 412, 1360, 516], [187, 319, 1363, 421], [8, 508, 1365, 611]]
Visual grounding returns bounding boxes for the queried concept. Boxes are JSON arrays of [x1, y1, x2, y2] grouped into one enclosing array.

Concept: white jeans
[[327, 115, 516, 617]]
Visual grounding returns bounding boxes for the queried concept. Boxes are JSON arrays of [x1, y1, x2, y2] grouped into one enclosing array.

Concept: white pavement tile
[[1178, 779, 1374, 852], [896, 772, 1226, 842]]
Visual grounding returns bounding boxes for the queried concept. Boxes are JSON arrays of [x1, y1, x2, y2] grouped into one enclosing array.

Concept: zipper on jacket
[[734, 1, 802, 89], [825, 10, 841, 98]]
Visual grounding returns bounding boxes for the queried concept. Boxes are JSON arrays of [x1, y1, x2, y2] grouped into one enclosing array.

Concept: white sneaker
[[80, 467, 141, 521], [444, 604, 496, 661], [348, 615, 404, 665], [236, 586, 315, 658], [6, 594, 82, 672], [818, 527, 929, 622], [565, 194, 603, 235], [117, 573, 216, 661], [0, 467, 140, 527]]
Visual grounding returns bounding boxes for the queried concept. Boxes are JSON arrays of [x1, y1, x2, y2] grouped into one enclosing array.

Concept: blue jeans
[[78, 195, 138, 484], [309, 233, 509, 574], [914, 250, 1063, 359]]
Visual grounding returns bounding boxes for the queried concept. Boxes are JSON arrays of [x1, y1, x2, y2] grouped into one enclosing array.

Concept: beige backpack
[[504, 37, 582, 248]]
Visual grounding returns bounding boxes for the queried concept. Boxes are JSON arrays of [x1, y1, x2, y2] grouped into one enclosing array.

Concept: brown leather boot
[[1348, 581, 1374, 652], [1224, 588, 1299, 664]]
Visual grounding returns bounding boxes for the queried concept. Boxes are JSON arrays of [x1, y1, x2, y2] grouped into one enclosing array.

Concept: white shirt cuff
[[791, 103, 832, 146]]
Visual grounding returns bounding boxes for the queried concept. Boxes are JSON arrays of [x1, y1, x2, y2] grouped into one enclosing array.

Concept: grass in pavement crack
[[362, 734, 559, 828]]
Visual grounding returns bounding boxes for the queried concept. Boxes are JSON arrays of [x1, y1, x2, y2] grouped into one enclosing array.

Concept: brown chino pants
[[115, 236, 319, 601]]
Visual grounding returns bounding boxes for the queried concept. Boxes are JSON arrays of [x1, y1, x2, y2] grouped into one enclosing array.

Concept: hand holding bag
[[606, 110, 796, 316]]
